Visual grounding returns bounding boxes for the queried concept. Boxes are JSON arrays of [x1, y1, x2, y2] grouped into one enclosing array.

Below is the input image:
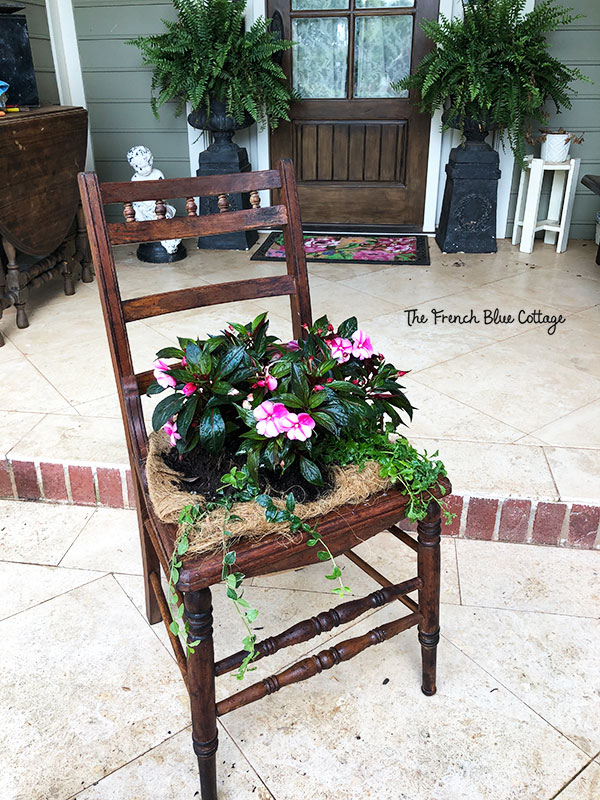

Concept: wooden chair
[[78, 159, 450, 800]]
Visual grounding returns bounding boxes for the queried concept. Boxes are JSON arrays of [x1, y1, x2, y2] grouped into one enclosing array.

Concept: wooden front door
[[268, 0, 438, 226]]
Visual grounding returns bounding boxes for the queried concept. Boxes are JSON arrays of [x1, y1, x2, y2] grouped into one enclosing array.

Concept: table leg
[[76, 206, 94, 283], [2, 237, 28, 328], [520, 158, 544, 254], [544, 170, 566, 246]]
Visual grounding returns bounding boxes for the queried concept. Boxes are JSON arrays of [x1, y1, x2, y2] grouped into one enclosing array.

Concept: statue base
[[435, 140, 501, 254], [136, 241, 187, 263], [196, 136, 259, 251]]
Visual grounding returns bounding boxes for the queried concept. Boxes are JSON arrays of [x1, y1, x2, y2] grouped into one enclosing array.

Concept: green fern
[[127, 0, 298, 129], [392, 0, 588, 164]]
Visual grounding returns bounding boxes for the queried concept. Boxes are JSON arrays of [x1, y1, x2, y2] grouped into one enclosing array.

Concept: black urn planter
[[187, 100, 258, 251], [435, 115, 501, 254]]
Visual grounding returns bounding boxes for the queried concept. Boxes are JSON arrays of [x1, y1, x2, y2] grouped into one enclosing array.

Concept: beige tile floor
[[1, 236, 599, 504], [1, 499, 599, 799]]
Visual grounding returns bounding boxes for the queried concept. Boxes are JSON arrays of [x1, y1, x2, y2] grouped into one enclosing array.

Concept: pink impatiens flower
[[182, 382, 196, 397], [153, 359, 177, 389], [285, 412, 316, 442], [164, 419, 181, 447], [328, 336, 353, 364], [253, 400, 292, 438], [286, 339, 300, 351], [351, 329, 374, 360], [253, 374, 278, 392]]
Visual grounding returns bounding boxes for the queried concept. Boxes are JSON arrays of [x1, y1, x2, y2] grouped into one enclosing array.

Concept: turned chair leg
[[417, 501, 441, 696], [185, 588, 218, 800]]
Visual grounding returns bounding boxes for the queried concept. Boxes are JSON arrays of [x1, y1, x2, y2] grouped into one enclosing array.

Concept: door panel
[[269, 0, 439, 226]]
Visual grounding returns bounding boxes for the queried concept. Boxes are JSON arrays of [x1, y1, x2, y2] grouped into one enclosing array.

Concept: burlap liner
[[146, 430, 394, 555]]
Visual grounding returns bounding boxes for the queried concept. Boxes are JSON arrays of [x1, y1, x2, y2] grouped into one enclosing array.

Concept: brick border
[[0, 458, 599, 549]]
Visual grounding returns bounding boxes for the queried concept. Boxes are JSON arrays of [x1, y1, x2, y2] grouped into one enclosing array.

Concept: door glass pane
[[293, 0, 349, 9], [356, 0, 413, 7], [292, 18, 349, 99], [354, 15, 413, 98]]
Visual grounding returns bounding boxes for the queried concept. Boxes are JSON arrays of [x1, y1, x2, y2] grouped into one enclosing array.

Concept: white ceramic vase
[[540, 132, 571, 163]]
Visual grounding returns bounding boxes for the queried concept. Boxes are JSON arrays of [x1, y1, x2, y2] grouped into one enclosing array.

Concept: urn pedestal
[[188, 101, 258, 251], [436, 135, 501, 254]]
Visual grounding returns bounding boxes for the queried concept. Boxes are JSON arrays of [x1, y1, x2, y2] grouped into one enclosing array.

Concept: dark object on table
[[0, 5, 39, 107], [0, 106, 91, 345], [581, 174, 600, 265], [436, 120, 501, 254], [78, 159, 449, 799], [188, 100, 258, 251], [136, 240, 187, 263]]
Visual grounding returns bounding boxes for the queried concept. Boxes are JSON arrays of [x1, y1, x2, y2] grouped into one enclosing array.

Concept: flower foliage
[[127, 0, 297, 127], [148, 312, 414, 486], [392, 0, 588, 165]]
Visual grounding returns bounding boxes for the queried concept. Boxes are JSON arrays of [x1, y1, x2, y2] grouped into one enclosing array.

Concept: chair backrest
[[77, 158, 312, 477]]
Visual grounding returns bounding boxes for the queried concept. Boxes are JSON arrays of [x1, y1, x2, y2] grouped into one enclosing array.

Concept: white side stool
[[512, 155, 581, 253]]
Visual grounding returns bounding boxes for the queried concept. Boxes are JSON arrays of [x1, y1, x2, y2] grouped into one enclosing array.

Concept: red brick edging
[[1, 458, 599, 549]]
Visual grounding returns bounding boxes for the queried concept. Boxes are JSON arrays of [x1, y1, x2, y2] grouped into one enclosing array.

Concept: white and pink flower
[[285, 412, 316, 442], [164, 419, 181, 447], [328, 336, 353, 364], [153, 359, 177, 389], [253, 400, 292, 438], [351, 329, 374, 360]]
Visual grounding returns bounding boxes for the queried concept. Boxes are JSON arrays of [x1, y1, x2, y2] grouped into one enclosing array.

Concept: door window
[[292, 17, 349, 98], [354, 15, 413, 97]]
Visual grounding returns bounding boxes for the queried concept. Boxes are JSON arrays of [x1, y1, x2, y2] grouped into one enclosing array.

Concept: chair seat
[[147, 477, 451, 591]]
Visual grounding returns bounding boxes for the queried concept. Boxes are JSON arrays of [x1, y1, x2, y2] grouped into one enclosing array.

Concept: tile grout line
[[0, 572, 107, 625], [547, 751, 600, 800], [440, 634, 597, 761], [217, 718, 281, 800], [55, 507, 98, 568]]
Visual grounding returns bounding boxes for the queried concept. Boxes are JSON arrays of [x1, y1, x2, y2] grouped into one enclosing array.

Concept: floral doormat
[[251, 232, 430, 266]]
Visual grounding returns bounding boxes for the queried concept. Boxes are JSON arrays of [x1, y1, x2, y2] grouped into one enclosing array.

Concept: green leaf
[[211, 380, 232, 395], [223, 551, 236, 565], [247, 607, 259, 622], [311, 410, 338, 436], [146, 381, 166, 396], [285, 492, 296, 512], [308, 391, 327, 409], [325, 566, 342, 580], [219, 345, 247, 377], [152, 393, 185, 432], [185, 341, 202, 367], [175, 603, 184, 619], [270, 392, 303, 409], [317, 357, 338, 376], [199, 407, 225, 454], [299, 456, 323, 486], [337, 316, 358, 339], [316, 550, 330, 561], [251, 311, 268, 331], [155, 347, 184, 359], [269, 359, 291, 378], [177, 535, 189, 556], [169, 621, 180, 636], [226, 586, 238, 600], [199, 350, 212, 374], [176, 395, 199, 439], [255, 494, 275, 510]]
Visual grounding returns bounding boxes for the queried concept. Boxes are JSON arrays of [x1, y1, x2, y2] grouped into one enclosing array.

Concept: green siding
[[73, 0, 189, 186], [508, 0, 600, 239], [21, 0, 59, 105]]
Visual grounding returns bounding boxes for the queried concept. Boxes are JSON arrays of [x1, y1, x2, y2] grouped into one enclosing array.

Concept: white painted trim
[[45, 0, 95, 171]]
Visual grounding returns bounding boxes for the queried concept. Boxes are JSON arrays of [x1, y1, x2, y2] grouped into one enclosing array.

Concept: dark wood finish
[[217, 611, 422, 716], [100, 169, 282, 204], [78, 159, 450, 799], [122, 274, 297, 323], [268, 0, 439, 225], [215, 576, 422, 677], [185, 589, 218, 800], [0, 106, 90, 342], [149, 570, 188, 682], [0, 107, 88, 255], [108, 205, 288, 246], [417, 502, 441, 696]]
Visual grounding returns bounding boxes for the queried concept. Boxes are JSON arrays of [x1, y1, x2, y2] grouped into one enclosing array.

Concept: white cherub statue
[[126, 145, 182, 256]]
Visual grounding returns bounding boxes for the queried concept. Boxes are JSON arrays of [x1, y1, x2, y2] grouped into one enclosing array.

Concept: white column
[[45, 0, 95, 170]]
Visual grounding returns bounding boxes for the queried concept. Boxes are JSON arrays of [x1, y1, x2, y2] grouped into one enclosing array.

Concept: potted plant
[[128, 0, 298, 249], [532, 129, 585, 162], [128, 0, 296, 132], [392, 0, 588, 166], [144, 312, 452, 677]]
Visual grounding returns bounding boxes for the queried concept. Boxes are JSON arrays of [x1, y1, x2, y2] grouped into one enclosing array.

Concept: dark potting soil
[[163, 440, 333, 504]]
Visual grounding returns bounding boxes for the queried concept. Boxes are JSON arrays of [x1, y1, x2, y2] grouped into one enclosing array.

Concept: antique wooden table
[[0, 106, 91, 345]]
